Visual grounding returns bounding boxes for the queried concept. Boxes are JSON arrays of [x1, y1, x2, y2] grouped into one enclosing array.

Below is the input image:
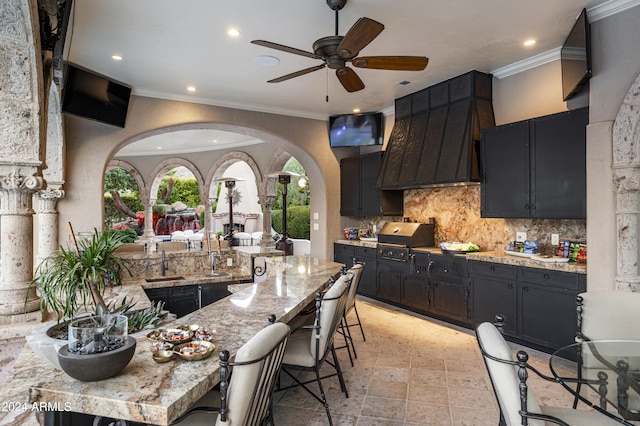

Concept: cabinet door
[[480, 121, 530, 218], [518, 282, 578, 350], [200, 282, 231, 307], [531, 108, 587, 219], [471, 275, 516, 336], [354, 246, 377, 297], [334, 243, 355, 267], [377, 266, 402, 303], [360, 153, 383, 216], [402, 274, 429, 313], [340, 156, 361, 216], [429, 280, 470, 324]]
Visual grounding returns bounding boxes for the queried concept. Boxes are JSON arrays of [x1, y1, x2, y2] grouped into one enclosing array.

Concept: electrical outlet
[[551, 233, 560, 245], [313, 223, 319, 231], [227, 258, 233, 267], [313, 212, 319, 220], [516, 232, 527, 242]]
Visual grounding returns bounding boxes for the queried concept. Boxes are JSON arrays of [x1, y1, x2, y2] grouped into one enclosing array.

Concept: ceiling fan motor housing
[[326, 0, 347, 11]]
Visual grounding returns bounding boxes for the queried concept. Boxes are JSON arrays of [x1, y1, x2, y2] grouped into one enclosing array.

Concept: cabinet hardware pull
[[490, 266, 495, 271], [508, 283, 513, 289], [544, 273, 549, 279]]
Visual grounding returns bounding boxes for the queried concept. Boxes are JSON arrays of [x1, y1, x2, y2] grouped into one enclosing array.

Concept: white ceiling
[[67, 0, 629, 156]]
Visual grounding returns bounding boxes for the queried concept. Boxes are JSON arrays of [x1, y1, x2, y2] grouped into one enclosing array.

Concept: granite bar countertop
[[0, 256, 342, 426], [334, 239, 378, 248]]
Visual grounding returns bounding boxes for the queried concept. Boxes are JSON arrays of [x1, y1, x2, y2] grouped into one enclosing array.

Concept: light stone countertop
[[0, 256, 342, 426], [334, 240, 586, 274]]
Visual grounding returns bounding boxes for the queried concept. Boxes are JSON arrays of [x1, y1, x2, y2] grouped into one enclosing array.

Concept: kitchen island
[[0, 255, 343, 426]]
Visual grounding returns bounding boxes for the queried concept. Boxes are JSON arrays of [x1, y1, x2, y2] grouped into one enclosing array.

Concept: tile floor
[[272, 296, 578, 425]]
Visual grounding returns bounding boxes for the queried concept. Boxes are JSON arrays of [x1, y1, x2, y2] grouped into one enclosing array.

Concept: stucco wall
[[57, 96, 342, 260]]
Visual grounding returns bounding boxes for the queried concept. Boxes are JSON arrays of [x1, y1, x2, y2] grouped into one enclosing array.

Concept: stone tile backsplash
[[358, 185, 585, 252]]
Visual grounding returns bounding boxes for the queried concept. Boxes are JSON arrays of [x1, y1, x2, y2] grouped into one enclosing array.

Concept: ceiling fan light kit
[[251, 0, 428, 93]]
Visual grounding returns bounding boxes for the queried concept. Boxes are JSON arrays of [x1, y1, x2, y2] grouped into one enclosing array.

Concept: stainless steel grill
[[377, 222, 435, 262]]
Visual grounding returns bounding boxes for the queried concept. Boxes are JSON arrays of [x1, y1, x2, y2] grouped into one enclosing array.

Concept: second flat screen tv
[[561, 8, 592, 101], [329, 112, 383, 147], [61, 64, 132, 128]]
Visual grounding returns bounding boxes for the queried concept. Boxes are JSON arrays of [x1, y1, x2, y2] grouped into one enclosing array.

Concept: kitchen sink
[[145, 276, 186, 283]]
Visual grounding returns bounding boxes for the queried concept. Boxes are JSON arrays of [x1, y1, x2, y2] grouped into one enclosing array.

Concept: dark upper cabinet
[[340, 152, 403, 216], [480, 107, 588, 219]]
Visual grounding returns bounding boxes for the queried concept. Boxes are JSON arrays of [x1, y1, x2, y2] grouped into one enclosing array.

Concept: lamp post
[[268, 171, 302, 255], [214, 177, 244, 246]]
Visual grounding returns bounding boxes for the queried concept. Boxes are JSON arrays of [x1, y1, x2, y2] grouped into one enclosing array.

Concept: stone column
[[34, 186, 65, 266], [614, 168, 640, 292], [0, 169, 44, 319], [142, 198, 156, 238], [206, 198, 216, 234], [258, 194, 277, 246]]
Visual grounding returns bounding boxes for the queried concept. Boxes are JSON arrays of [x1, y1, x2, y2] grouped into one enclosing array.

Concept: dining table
[[549, 340, 640, 426], [0, 255, 343, 426]]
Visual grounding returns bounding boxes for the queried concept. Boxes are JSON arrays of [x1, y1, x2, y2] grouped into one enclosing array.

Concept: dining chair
[[171, 320, 290, 426], [277, 273, 351, 426], [574, 291, 640, 410], [335, 263, 365, 366], [476, 321, 620, 426]]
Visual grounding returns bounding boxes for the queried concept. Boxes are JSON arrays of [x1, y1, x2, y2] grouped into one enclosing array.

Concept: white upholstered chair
[[172, 321, 290, 426], [476, 321, 620, 426], [336, 264, 365, 366], [278, 273, 351, 426]]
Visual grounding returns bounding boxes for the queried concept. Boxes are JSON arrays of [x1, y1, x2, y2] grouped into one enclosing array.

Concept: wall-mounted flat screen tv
[[61, 64, 131, 128], [328, 112, 383, 147], [561, 8, 592, 101]]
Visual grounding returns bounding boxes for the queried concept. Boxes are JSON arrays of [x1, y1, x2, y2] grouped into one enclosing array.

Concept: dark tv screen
[[561, 8, 592, 101], [329, 113, 383, 147], [61, 64, 131, 128]]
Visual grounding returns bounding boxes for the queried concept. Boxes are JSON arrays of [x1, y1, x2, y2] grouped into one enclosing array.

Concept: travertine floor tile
[[405, 401, 452, 425]]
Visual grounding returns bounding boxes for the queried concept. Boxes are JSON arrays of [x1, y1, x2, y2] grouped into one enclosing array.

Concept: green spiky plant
[[31, 228, 131, 323]]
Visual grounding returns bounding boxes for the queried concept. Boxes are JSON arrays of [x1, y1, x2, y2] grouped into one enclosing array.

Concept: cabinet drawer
[[469, 261, 516, 279], [355, 246, 376, 258], [520, 267, 580, 290], [334, 243, 355, 257], [169, 285, 198, 297]]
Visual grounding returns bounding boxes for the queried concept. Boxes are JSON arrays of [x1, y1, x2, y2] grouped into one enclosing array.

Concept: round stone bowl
[[57, 336, 136, 382]]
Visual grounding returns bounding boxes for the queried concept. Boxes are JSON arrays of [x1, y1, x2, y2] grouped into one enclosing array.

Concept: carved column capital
[[0, 168, 44, 192], [35, 187, 65, 213]]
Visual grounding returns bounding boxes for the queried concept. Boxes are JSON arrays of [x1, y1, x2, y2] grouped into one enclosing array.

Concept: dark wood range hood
[[376, 70, 496, 189]]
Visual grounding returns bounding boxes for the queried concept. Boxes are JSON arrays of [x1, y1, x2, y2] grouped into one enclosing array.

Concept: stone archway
[[613, 72, 640, 291]]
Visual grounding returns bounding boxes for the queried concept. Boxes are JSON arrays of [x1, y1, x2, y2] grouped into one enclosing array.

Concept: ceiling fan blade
[[337, 17, 384, 59], [267, 64, 326, 83], [336, 67, 365, 92], [352, 56, 429, 71], [251, 40, 322, 60]]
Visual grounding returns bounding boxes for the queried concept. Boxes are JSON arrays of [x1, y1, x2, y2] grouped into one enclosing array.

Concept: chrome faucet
[[161, 250, 168, 276]]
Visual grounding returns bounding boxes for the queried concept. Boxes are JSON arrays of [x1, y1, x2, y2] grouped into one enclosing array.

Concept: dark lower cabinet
[[470, 261, 517, 335], [429, 280, 469, 323], [518, 267, 586, 350], [401, 274, 429, 312], [377, 265, 402, 304], [354, 246, 377, 297], [144, 281, 233, 318], [45, 411, 146, 426], [200, 282, 232, 308], [334, 243, 355, 268]]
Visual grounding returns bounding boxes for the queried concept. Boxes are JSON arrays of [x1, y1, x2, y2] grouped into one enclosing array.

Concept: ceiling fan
[[251, 0, 429, 93]]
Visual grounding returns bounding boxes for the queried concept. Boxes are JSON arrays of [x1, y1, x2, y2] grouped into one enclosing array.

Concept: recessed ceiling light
[[227, 28, 241, 37], [187, 86, 197, 92], [254, 55, 280, 66], [212, 139, 218, 143], [111, 54, 123, 61], [524, 39, 536, 46], [353, 108, 361, 113], [399, 80, 410, 85], [157, 146, 162, 150]]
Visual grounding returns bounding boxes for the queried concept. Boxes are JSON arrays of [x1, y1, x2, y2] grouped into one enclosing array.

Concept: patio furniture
[[277, 273, 351, 426], [476, 321, 620, 425], [172, 321, 290, 425]]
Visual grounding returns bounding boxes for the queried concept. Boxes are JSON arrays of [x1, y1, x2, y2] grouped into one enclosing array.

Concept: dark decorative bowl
[[57, 336, 136, 382]]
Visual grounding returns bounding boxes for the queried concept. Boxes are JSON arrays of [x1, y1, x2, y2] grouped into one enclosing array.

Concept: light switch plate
[[227, 258, 233, 267], [551, 234, 560, 245], [313, 212, 319, 220], [313, 223, 319, 231], [516, 232, 527, 242]]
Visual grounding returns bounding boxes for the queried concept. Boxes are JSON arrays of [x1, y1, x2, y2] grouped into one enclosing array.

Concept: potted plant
[[26, 228, 163, 371]]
